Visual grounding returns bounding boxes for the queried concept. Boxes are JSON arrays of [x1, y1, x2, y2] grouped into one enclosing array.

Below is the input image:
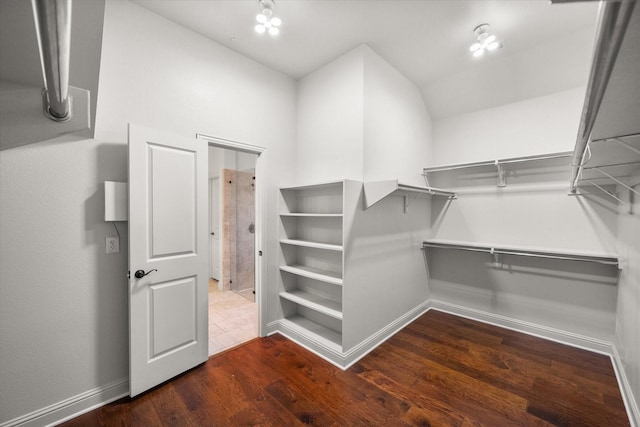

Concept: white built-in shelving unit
[[278, 181, 346, 352], [275, 179, 431, 368]]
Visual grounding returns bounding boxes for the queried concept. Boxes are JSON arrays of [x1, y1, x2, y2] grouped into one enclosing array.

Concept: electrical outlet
[[106, 236, 120, 254]]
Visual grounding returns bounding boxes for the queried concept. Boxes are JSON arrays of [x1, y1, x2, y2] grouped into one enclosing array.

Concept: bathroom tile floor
[[208, 279, 258, 356]]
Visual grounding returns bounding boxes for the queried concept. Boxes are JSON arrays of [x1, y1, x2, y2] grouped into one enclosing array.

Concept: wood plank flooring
[[61, 310, 630, 426]]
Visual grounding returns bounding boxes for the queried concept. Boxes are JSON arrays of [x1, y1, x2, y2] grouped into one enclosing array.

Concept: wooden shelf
[[363, 180, 455, 210], [280, 291, 343, 320], [280, 316, 342, 352], [280, 265, 343, 286], [280, 239, 343, 252], [422, 238, 620, 268]]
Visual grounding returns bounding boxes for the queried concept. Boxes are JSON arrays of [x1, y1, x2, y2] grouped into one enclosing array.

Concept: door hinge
[[127, 270, 130, 279]]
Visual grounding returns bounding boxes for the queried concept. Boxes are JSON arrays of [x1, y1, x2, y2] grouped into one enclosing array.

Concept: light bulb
[[487, 42, 500, 51], [485, 35, 496, 45], [262, 8, 273, 19], [255, 24, 266, 33], [269, 26, 279, 36], [256, 13, 267, 23], [473, 49, 484, 57], [470, 43, 481, 52], [271, 17, 281, 27]]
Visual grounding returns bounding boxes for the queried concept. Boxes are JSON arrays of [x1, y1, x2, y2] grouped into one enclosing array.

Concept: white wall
[[363, 46, 433, 186], [0, 136, 129, 424], [431, 87, 586, 165], [422, 28, 595, 120], [0, 0, 296, 424], [343, 193, 432, 350], [296, 46, 365, 184], [296, 45, 434, 186], [615, 184, 640, 415], [427, 89, 620, 343]]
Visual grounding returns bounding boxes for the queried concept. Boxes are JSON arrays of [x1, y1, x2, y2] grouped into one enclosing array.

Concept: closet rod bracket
[[495, 161, 507, 187]]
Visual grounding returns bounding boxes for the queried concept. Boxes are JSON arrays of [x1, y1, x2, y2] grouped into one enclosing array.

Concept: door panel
[[149, 277, 197, 359], [128, 124, 208, 397], [149, 144, 197, 257]]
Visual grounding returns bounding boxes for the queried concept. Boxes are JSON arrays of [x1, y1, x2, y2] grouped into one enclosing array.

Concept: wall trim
[[341, 302, 430, 369], [611, 345, 640, 427], [267, 302, 430, 369], [0, 378, 128, 427], [428, 299, 613, 354]]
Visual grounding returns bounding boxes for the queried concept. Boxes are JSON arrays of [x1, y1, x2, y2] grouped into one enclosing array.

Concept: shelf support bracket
[[612, 137, 640, 156], [584, 179, 632, 214], [490, 248, 502, 267], [592, 167, 640, 198], [495, 161, 507, 187]]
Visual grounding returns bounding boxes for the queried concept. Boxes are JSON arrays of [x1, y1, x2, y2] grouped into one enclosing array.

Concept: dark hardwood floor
[[62, 310, 630, 426]]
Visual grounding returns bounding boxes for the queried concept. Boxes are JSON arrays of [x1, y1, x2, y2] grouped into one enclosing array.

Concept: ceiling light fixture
[[255, 0, 281, 36], [470, 24, 502, 57]]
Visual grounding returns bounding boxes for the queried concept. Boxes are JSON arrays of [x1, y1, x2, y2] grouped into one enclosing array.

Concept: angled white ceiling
[[132, 0, 599, 118]]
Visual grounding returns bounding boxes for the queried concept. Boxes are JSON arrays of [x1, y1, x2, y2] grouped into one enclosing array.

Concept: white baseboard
[[428, 299, 613, 354], [0, 378, 128, 427], [611, 345, 640, 427], [267, 302, 430, 369], [341, 302, 430, 369]]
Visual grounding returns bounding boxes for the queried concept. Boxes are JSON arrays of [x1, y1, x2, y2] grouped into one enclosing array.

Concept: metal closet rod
[[32, 0, 72, 122], [421, 242, 620, 268], [422, 152, 572, 173], [397, 184, 454, 197], [569, 1, 636, 193], [591, 131, 640, 145]]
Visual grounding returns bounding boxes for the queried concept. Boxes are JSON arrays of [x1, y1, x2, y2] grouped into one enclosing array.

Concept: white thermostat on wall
[[104, 181, 128, 221]]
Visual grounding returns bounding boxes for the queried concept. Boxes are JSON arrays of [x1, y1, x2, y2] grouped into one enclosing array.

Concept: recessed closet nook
[[269, 4, 640, 421]]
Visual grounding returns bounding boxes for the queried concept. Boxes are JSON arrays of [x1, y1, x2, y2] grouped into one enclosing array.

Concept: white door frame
[[196, 133, 266, 337], [209, 177, 221, 281]]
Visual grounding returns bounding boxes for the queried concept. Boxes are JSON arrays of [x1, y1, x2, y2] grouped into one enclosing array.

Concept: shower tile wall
[[221, 168, 255, 297]]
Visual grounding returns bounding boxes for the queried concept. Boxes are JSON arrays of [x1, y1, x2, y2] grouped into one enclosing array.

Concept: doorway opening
[[198, 134, 265, 356]]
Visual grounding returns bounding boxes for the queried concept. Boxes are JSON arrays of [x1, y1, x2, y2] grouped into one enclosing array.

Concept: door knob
[[134, 269, 157, 279]]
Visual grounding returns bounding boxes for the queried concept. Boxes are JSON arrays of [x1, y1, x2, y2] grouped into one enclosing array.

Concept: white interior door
[[128, 124, 208, 397], [210, 177, 221, 280]]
